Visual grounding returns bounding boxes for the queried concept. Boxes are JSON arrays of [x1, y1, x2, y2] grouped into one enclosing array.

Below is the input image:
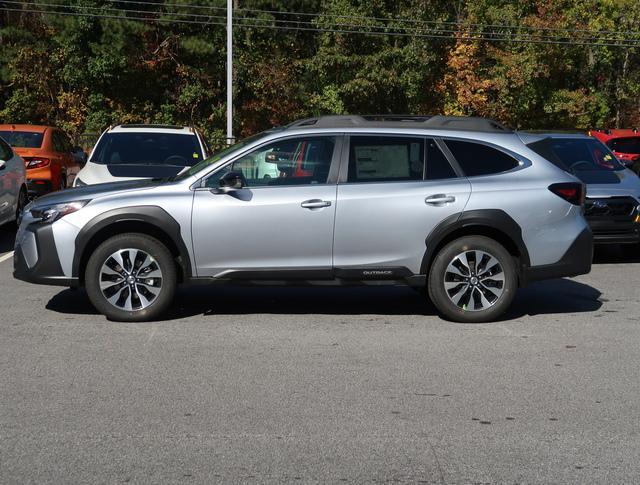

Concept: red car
[[589, 129, 640, 173]]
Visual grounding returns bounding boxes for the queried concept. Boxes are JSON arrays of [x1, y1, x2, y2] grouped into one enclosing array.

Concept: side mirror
[[218, 170, 246, 191], [72, 147, 87, 166], [0, 160, 6, 170]]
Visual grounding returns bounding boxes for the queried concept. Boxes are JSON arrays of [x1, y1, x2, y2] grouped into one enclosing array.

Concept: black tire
[[85, 233, 177, 322], [58, 173, 67, 191], [15, 186, 27, 226], [428, 236, 517, 323]]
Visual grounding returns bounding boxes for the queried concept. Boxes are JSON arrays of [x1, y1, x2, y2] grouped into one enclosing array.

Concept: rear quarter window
[[445, 140, 519, 177]]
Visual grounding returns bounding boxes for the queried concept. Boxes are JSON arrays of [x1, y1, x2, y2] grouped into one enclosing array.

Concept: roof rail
[[118, 124, 186, 130], [286, 115, 511, 133]]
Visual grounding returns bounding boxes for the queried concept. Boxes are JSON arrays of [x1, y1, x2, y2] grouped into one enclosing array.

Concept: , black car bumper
[[522, 228, 593, 285], [584, 196, 640, 244], [26, 179, 53, 198], [588, 219, 640, 244], [13, 223, 78, 287]]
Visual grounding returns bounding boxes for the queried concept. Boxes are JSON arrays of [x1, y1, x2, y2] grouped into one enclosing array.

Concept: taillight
[[24, 157, 50, 169], [549, 182, 585, 206]]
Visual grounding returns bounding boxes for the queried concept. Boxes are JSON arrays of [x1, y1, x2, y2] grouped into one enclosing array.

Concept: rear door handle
[[425, 194, 456, 205], [301, 199, 332, 209]]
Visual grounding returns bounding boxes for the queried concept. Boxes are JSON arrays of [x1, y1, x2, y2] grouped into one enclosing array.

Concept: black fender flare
[[72, 206, 192, 279], [420, 209, 531, 276]]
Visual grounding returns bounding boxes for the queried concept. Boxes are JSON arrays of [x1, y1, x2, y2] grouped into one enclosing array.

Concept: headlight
[[74, 177, 87, 187], [30, 200, 90, 224]]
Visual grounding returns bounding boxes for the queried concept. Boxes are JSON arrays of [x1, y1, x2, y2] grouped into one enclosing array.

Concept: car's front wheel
[[428, 236, 517, 323], [85, 234, 177, 321]]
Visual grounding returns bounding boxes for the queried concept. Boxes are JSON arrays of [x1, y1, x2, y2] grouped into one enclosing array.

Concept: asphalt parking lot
[[1, 224, 639, 484]]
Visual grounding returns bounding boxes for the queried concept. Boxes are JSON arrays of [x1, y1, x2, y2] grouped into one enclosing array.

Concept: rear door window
[[348, 136, 424, 183], [426, 139, 457, 180], [445, 140, 519, 176]]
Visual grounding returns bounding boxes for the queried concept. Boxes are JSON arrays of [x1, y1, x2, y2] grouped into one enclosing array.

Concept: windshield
[[608, 137, 640, 155], [173, 131, 273, 181], [528, 137, 624, 173], [91, 132, 203, 166], [0, 130, 44, 148]]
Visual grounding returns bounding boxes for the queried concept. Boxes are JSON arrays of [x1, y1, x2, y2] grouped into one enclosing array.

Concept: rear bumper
[[26, 179, 53, 197], [522, 228, 593, 285], [13, 222, 78, 287]]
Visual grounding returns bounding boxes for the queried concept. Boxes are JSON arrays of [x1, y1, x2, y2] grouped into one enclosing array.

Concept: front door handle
[[301, 199, 332, 209], [425, 194, 456, 205]]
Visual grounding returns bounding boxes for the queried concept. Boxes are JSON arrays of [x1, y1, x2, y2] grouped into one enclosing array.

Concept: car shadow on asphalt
[[593, 244, 640, 264], [46, 278, 602, 322], [0, 224, 16, 254]]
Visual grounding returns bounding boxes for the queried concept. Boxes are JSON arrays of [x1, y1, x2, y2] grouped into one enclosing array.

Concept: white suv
[[74, 124, 210, 186]]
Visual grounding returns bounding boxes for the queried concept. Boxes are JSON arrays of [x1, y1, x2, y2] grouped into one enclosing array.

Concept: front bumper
[[13, 221, 78, 287], [522, 227, 593, 285], [589, 220, 640, 244], [584, 196, 640, 245]]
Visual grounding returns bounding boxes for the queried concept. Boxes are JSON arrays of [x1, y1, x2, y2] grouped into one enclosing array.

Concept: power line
[[3, 0, 226, 21], [105, 0, 640, 38], [2, 5, 640, 48], [6, 0, 639, 43], [8, 0, 628, 45], [0, 6, 225, 26]]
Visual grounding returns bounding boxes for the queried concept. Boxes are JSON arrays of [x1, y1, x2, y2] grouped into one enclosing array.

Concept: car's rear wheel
[[428, 236, 517, 323], [58, 173, 67, 191], [15, 186, 27, 225], [85, 234, 177, 322]]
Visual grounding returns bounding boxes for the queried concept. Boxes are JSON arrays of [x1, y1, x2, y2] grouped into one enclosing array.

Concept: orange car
[[0, 124, 84, 197]]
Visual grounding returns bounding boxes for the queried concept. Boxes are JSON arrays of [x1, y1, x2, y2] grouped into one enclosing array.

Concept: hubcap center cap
[[470, 276, 479, 285], [126, 275, 136, 285]]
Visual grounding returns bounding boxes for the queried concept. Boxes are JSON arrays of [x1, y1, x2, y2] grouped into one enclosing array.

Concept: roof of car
[[284, 115, 512, 133], [517, 131, 592, 145], [525, 132, 590, 138], [108, 124, 196, 134], [0, 124, 53, 133], [589, 129, 640, 139]]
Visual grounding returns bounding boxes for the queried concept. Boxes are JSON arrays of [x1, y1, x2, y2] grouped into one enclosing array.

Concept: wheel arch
[[421, 209, 530, 284], [72, 206, 192, 284]]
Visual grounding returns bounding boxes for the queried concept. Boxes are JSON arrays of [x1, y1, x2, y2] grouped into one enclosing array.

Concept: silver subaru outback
[[14, 115, 593, 323]]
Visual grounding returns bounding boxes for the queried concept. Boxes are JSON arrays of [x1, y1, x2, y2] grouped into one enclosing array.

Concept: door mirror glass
[[219, 170, 246, 190], [72, 146, 87, 166]]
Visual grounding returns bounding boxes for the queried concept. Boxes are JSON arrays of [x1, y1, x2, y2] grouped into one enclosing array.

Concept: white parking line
[[0, 251, 14, 264]]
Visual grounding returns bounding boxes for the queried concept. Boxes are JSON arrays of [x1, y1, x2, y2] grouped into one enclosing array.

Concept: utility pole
[[226, 0, 233, 144]]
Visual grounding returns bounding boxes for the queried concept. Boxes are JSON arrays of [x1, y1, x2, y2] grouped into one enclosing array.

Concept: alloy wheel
[[443, 249, 505, 312], [99, 248, 163, 311]]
